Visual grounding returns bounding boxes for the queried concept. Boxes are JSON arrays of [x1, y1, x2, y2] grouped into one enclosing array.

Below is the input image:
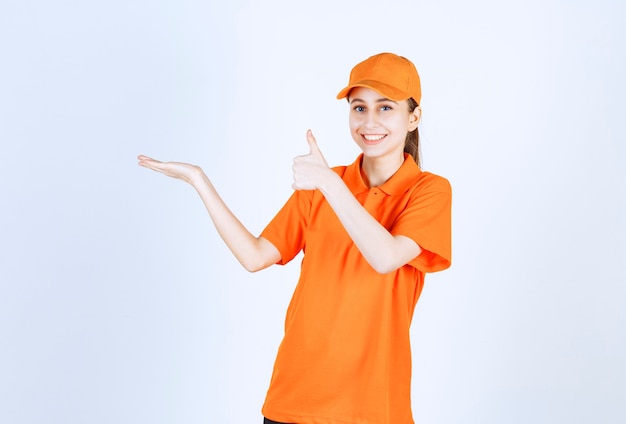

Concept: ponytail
[[404, 98, 421, 167]]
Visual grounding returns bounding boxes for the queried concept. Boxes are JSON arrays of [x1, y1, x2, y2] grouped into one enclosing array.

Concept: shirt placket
[[363, 187, 385, 216]]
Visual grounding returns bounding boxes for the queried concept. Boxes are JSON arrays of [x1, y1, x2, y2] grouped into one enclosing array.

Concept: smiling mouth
[[362, 134, 387, 144]]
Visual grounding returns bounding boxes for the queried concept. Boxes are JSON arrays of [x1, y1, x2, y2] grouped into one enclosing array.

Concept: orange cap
[[336, 52, 421, 104]]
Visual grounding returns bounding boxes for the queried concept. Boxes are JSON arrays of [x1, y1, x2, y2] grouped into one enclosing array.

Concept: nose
[[363, 109, 378, 127]]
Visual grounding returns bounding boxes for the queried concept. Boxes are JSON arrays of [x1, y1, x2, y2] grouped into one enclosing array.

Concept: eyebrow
[[349, 97, 397, 104]]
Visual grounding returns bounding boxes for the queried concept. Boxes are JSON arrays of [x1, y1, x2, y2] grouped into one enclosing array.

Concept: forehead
[[347, 87, 388, 101]]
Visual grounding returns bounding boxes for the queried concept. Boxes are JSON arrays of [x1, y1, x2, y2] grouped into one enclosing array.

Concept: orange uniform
[[260, 153, 451, 424]]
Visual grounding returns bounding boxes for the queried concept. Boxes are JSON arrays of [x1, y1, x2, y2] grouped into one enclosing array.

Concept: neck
[[361, 152, 405, 187]]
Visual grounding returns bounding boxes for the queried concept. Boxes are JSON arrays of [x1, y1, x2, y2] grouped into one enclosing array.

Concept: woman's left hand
[[292, 130, 332, 190]]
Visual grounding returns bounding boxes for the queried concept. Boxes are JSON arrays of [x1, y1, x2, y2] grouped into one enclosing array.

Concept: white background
[[1, 0, 624, 423]]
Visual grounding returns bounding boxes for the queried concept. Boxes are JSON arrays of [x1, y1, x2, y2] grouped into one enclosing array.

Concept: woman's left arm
[[292, 131, 421, 274]]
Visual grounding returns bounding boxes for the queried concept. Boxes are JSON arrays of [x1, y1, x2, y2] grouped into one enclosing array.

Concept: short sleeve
[[391, 175, 452, 273], [260, 189, 313, 265]]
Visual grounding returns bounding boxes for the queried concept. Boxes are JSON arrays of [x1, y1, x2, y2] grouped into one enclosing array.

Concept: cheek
[[392, 115, 411, 132], [348, 115, 360, 132], [348, 118, 363, 143]]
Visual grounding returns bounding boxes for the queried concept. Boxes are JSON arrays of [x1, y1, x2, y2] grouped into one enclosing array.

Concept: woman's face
[[348, 87, 420, 162]]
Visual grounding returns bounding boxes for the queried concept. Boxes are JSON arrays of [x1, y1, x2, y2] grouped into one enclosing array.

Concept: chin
[[360, 146, 405, 161]]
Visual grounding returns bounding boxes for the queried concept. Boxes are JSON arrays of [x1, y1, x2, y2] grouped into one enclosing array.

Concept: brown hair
[[404, 98, 421, 167]]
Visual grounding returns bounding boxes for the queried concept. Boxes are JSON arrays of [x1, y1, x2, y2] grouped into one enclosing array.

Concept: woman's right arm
[[138, 155, 281, 272]]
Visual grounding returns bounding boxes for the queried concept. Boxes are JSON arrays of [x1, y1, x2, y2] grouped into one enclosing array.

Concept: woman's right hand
[[137, 155, 280, 271], [137, 155, 204, 186]]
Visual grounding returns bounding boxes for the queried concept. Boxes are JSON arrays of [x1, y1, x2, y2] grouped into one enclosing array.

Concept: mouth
[[361, 134, 387, 145]]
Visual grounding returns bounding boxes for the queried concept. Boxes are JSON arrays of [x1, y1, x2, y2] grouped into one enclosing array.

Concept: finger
[[138, 158, 167, 172], [138, 155, 165, 167], [138, 155, 155, 164], [306, 130, 322, 157]]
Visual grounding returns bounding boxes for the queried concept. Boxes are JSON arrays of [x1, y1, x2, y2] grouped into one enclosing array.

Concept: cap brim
[[336, 80, 409, 101]]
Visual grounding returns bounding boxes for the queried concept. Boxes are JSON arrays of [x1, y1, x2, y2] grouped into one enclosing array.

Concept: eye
[[353, 105, 365, 112], [380, 105, 393, 111]]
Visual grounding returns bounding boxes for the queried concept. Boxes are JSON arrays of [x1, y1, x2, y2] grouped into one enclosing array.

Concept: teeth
[[363, 134, 385, 141]]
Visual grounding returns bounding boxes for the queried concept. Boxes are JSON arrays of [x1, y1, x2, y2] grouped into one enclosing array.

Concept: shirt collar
[[343, 153, 422, 196]]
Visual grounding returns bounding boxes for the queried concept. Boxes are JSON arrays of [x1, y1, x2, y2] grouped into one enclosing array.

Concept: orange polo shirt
[[260, 153, 451, 424]]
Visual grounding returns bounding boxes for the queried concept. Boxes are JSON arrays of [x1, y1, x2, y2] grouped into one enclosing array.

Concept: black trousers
[[264, 418, 292, 424]]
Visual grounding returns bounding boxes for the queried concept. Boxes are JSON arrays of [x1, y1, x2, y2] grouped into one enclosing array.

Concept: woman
[[139, 52, 451, 424]]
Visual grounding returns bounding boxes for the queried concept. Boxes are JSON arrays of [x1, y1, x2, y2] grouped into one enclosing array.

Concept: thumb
[[307, 129, 323, 157]]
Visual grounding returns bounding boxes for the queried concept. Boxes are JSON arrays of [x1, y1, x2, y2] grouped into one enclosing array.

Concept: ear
[[408, 105, 421, 131]]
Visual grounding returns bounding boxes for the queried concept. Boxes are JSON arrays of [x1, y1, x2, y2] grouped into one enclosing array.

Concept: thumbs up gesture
[[292, 130, 330, 190]]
